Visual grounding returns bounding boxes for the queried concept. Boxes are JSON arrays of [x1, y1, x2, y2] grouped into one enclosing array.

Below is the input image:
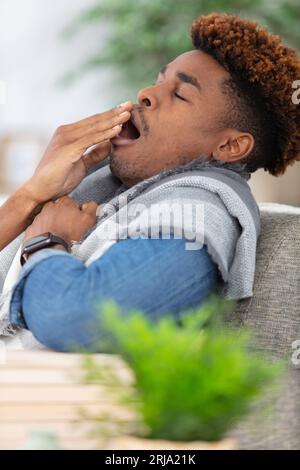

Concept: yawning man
[[0, 14, 299, 351]]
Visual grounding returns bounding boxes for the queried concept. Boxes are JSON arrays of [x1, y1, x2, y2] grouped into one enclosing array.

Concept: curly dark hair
[[191, 13, 300, 176]]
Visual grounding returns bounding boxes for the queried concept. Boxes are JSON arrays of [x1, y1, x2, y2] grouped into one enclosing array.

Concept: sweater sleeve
[[9, 237, 219, 351]]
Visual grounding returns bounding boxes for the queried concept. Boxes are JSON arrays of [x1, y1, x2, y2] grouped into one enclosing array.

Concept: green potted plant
[[81, 297, 281, 450]]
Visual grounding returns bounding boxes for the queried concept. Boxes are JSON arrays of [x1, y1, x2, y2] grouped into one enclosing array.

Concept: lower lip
[[111, 135, 140, 146]]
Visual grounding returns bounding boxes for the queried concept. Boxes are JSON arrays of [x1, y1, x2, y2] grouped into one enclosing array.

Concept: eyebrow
[[159, 64, 201, 93]]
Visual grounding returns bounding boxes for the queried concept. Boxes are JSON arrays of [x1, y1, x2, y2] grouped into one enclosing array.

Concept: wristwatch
[[20, 232, 70, 266]]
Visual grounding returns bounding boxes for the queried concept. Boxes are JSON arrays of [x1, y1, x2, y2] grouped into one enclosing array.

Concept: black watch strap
[[21, 232, 70, 266]]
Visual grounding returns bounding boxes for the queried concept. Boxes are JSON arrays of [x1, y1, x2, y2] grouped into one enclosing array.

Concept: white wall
[[249, 166, 300, 205], [0, 0, 122, 137]]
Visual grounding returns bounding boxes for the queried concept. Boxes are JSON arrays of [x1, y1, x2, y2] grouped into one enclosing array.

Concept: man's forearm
[[0, 183, 44, 251]]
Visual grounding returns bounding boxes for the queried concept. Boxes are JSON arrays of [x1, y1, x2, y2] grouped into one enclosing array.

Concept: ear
[[213, 130, 254, 163]]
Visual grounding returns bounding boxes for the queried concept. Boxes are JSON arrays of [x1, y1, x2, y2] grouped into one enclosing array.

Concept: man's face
[[110, 50, 231, 186]]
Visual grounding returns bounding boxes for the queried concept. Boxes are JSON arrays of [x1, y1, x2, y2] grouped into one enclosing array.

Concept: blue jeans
[[10, 238, 220, 352]]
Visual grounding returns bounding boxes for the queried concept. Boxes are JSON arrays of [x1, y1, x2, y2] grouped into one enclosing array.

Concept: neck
[[184, 155, 251, 180], [115, 154, 250, 193]]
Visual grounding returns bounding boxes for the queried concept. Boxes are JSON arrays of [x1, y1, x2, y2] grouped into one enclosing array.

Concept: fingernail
[[113, 124, 122, 130], [118, 101, 131, 108]]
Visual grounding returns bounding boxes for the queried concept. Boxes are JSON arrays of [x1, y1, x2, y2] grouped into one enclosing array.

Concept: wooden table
[[0, 350, 133, 450]]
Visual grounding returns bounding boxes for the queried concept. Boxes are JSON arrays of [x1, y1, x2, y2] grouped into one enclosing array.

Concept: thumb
[[83, 140, 112, 171]]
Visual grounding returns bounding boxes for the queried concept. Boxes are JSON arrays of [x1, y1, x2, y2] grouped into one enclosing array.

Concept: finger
[[42, 201, 55, 210], [64, 110, 131, 143], [82, 141, 112, 172], [64, 101, 133, 131], [55, 196, 78, 208], [72, 125, 124, 154]]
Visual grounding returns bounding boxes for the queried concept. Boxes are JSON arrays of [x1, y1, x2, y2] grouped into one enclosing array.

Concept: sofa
[[228, 203, 300, 449]]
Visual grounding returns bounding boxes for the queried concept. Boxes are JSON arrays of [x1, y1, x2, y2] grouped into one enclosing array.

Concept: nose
[[137, 84, 159, 110]]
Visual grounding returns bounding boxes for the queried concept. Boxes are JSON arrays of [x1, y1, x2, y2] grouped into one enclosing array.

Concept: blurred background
[[0, 0, 299, 204]]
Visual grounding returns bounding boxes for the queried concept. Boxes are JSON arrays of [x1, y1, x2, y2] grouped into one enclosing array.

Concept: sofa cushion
[[229, 203, 300, 449]]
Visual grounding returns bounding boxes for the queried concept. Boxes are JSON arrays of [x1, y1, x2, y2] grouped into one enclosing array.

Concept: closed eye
[[151, 83, 186, 102], [174, 92, 186, 101]]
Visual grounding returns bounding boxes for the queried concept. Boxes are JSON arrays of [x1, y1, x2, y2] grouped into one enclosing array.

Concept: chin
[[109, 155, 122, 178], [109, 154, 133, 186], [110, 141, 138, 170], [110, 151, 147, 187]]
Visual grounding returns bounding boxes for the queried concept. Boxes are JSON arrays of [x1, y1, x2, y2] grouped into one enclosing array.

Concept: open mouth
[[120, 116, 141, 139], [111, 114, 141, 146]]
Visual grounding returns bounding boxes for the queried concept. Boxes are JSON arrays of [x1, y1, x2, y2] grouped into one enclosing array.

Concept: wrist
[[21, 233, 70, 265], [21, 179, 48, 205], [10, 184, 44, 227]]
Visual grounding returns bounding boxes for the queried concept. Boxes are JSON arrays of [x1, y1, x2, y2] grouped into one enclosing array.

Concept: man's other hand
[[24, 196, 98, 246]]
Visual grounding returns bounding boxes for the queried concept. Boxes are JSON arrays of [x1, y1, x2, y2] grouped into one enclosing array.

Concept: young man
[[0, 14, 299, 351]]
